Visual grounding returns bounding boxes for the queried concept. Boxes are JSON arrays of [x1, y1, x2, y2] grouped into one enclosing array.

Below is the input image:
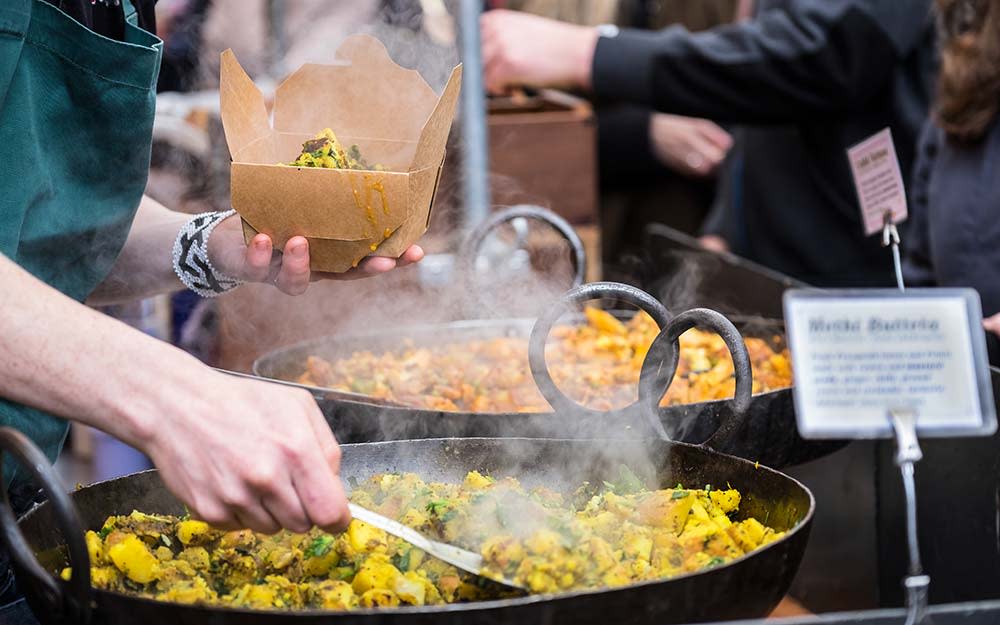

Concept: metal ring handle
[[529, 282, 671, 425], [459, 205, 587, 317], [0, 427, 91, 625], [638, 309, 753, 450]]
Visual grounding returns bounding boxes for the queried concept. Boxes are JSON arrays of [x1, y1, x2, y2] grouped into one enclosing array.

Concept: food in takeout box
[[218, 35, 462, 272], [284, 128, 383, 171]]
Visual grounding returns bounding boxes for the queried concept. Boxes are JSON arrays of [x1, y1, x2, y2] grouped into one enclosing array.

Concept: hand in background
[[481, 10, 598, 93], [208, 214, 424, 295], [699, 235, 731, 253], [649, 114, 733, 178], [983, 312, 1000, 338]]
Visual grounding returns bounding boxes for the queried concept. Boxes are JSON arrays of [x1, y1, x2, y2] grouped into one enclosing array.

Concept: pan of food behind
[[253, 282, 842, 468], [0, 419, 814, 625]]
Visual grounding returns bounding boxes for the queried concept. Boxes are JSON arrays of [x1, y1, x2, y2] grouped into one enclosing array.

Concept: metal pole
[[891, 409, 930, 625], [266, 0, 288, 80], [458, 0, 491, 228]]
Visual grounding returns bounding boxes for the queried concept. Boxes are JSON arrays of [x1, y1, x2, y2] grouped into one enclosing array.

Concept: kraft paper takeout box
[[219, 35, 462, 272]]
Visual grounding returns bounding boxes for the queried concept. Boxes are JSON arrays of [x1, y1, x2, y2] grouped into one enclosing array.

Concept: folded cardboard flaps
[[219, 35, 462, 272]]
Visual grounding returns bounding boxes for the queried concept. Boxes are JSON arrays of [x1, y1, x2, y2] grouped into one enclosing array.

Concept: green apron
[[0, 0, 162, 494]]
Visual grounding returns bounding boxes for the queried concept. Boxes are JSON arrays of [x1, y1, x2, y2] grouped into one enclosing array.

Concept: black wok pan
[[254, 282, 842, 468], [0, 429, 814, 625]]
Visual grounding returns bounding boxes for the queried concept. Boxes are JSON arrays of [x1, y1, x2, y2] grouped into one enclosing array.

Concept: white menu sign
[[784, 289, 996, 438], [848, 128, 908, 236]]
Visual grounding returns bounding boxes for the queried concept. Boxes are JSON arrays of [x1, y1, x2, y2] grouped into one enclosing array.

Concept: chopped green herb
[[426, 500, 450, 515], [303, 535, 334, 559], [393, 549, 412, 571], [671, 490, 690, 500], [98, 524, 113, 540], [331, 566, 355, 581], [708, 556, 725, 567], [602, 465, 644, 495]]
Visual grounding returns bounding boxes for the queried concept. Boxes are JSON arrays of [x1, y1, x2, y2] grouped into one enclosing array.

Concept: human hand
[[983, 313, 1000, 338], [481, 9, 598, 93], [699, 235, 730, 253], [649, 114, 733, 177], [208, 214, 424, 295], [143, 372, 350, 534]]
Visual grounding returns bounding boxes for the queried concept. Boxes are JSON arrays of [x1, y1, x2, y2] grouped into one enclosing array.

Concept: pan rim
[[19, 437, 815, 618]]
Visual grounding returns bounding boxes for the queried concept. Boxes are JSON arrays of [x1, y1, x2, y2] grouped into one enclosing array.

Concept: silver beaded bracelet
[[172, 210, 245, 298]]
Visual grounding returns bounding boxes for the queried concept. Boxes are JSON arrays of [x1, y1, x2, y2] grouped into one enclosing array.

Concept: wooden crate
[[488, 90, 598, 225]]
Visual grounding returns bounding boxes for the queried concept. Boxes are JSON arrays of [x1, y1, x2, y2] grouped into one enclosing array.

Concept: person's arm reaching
[[1, 252, 349, 533], [88, 195, 425, 305], [482, 0, 933, 123]]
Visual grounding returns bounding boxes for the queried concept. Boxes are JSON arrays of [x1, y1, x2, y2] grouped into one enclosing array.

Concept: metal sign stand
[[882, 211, 905, 292], [890, 409, 930, 625], [884, 220, 928, 625], [883, 209, 929, 624]]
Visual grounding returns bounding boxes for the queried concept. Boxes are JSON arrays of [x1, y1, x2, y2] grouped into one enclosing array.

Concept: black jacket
[[592, 0, 938, 286], [904, 119, 1000, 362]]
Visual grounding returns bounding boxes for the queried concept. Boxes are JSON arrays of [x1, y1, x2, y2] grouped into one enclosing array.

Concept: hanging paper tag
[[784, 288, 996, 438], [848, 128, 908, 236]]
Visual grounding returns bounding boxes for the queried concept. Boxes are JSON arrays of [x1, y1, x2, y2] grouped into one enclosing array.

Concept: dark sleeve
[[597, 106, 660, 183], [901, 119, 940, 287], [592, 0, 933, 123]]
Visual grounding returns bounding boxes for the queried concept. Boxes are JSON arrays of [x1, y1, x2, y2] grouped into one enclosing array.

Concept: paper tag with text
[[847, 128, 908, 236], [784, 289, 995, 439]]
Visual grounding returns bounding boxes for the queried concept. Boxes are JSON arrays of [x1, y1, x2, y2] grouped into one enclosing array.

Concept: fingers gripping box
[[219, 35, 462, 272]]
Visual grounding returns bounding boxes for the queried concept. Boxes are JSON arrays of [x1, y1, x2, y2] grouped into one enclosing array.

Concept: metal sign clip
[[882, 212, 905, 292]]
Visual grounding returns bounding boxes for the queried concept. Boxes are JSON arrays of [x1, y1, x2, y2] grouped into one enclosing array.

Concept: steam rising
[[150, 3, 728, 508]]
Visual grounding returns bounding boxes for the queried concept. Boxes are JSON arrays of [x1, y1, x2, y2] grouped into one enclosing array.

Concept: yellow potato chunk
[[393, 571, 427, 605], [463, 471, 493, 490], [85, 530, 104, 565], [347, 521, 388, 555], [359, 588, 400, 608], [635, 490, 695, 534], [177, 547, 211, 571], [108, 535, 160, 583], [311, 580, 358, 610], [176, 520, 211, 546], [157, 577, 217, 605], [709, 489, 741, 513], [351, 556, 401, 595], [302, 548, 340, 577]]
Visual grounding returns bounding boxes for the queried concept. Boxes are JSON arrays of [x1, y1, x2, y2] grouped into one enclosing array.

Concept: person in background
[[481, 0, 938, 287], [596, 0, 737, 281], [905, 0, 1000, 363], [0, 1, 422, 619]]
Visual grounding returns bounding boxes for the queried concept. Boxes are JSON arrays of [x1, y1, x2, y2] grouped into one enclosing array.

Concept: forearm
[[0, 253, 201, 448], [87, 194, 189, 305], [592, 1, 930, 123]]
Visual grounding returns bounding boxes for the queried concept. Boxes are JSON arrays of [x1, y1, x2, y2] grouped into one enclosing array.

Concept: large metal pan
[[254, 283, 841, 468], [0, 429, 814, 625]]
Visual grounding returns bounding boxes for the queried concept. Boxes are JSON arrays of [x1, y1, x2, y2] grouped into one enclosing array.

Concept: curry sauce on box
[[219, 35, 462, 272]]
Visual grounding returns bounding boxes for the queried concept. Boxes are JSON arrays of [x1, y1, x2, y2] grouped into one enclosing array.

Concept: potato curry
[[285, 128, 381, 171], [296, 308, 792, 412], [68, 468, 783, 611]]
